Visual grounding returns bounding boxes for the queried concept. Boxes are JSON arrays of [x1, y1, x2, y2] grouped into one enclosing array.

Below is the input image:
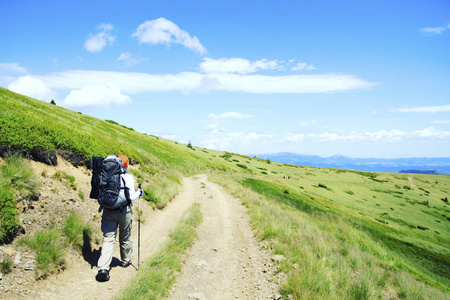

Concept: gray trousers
[[97, 205, 133, 270]]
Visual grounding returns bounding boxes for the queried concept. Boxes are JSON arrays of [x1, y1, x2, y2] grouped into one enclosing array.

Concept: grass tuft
[[18, 229, 66, 278], [18, 212, 93, 278], [63, 212, 93, 251], [1, 257, 13, 274]]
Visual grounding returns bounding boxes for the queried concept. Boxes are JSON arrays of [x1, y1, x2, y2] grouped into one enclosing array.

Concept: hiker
[[96, 154, 142, 282]]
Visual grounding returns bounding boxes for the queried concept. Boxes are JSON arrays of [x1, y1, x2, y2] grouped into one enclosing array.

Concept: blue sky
[[1, 0, 449, 158]]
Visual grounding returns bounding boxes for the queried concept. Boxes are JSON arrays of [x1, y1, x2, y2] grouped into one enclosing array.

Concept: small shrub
[[417, 226, 428, 231], [220, 152, 232, 159], [1, 257, 13, 274], [339, 247, 349, 257], [105, 119, 119, 125], [237, 164, 248, 169], [261, 171, 268, 175], [345, 190, 354, 195], [0, 183, 18, 239], [419, 188, 430, 194], [318, 183, 328, 189]]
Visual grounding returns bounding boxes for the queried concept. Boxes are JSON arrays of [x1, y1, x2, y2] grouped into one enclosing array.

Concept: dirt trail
[[408, 177, 416, 188], [168, 176, 280, 300], [12, 175, 279, 299]]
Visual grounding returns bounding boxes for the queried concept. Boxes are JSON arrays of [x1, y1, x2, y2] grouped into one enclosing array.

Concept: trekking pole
[[138, 183, 142, 270]]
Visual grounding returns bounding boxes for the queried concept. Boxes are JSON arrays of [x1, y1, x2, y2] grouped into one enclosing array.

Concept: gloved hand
[[139, 189, 144, 197]]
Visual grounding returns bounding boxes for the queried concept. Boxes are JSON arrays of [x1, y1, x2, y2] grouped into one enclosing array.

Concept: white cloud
[[207, 73, 376, 94], [308, 128, 450, 142], [363, 129, 406, 142], [199, 127, 450, 150], [420, 26, 447, 35], [8, 76, 56, 101], [117, 52, 132, 61], [208, 112, 255, 121], [291, 62, 317, 71], [420, 23, 450, 35], [132, 18, 206, 54], [283, 133, 305, 142], [200, 130, 274, 150], [98, 23, 113, 31], [84, 23, 116, 52], [0, 63, 28, 74], [395, 104, 450, 113], [416, 127, 450, 139], [117, 52, 147, 67], [432, 120, 450, 124], [36, 69, 376, 96], [299, 120, 317, 127], [63, 82, 131, 107], [200, 58, 280, 74]]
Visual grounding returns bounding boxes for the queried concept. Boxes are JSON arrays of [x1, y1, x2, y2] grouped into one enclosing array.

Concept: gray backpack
[[97, 155, 130, 210]]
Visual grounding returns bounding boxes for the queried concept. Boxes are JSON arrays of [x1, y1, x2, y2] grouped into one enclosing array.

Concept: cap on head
[[117, 155, 129, 168]]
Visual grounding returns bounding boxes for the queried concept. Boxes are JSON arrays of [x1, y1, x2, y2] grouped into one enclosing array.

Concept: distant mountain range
[[252, 153, 450, 174]]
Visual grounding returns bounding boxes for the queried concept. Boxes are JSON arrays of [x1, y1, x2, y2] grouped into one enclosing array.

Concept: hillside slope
[[1, 88, 449, 299]]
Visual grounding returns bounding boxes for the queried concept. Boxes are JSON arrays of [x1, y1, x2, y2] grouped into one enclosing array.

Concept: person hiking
[[96, 154, 142, 282]]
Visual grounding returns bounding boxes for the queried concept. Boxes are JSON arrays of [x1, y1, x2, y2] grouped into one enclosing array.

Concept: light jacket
[[118, 171, 140, 203]]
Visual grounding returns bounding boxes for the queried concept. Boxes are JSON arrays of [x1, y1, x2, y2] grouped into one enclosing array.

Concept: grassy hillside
[[1, 87, 449, 299]]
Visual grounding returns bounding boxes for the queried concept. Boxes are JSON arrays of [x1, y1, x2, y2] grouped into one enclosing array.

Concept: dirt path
[[408, 177, 416, 188], [168, 175, 280, 300], [13, 175, 279, 299]]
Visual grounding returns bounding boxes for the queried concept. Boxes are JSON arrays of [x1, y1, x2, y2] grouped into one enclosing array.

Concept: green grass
[[53, 170, 77, 190], [211, 175, 449, 299], [2, 88, 450, 298], [1, 257, 13, 274], [18, 229, 66, 278], [18, 212, 94, 278], [0, 154, 39, 196], [0, 87, 233, 207], [0, 183, 18, 240], [116, 203, 202, 300], [63, 212, 93, 251], [0, 154, 39, 240]]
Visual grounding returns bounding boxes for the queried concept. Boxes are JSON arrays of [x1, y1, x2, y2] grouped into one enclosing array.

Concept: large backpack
[[90, 155, 130, 210]]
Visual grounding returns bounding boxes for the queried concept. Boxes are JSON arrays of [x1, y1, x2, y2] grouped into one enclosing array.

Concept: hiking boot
[[121, 260, 132, 268], [96, 269, 110, 282]]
